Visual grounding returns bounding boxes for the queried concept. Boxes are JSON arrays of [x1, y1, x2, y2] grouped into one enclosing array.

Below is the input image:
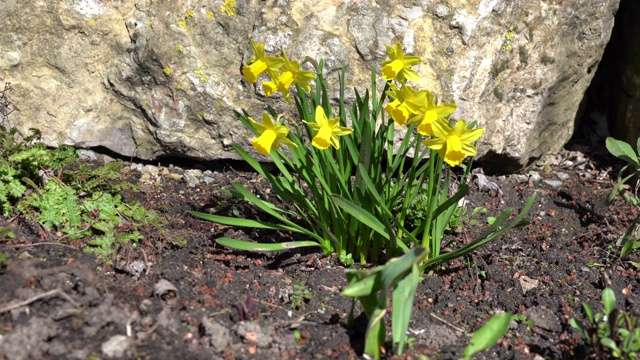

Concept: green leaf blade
[[463, 312, 512, 360], [215, 237, 321, 252], [606, 137, 639, 165]]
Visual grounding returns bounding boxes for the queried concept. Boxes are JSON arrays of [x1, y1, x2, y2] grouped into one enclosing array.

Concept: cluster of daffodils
[[242, 40, 351, 155], [242, 40, 315, 103], [241, 40, 483, 167], [381, 43, 483, 166]]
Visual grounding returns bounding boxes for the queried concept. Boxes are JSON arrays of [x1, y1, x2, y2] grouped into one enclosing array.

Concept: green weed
[[0, 85, 167, 263], [570, 287, 640, 359], [291, 283, 313, 310]]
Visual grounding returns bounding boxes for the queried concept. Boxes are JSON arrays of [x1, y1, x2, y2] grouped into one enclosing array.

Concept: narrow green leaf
[[341, 271, 383, 298], [392, 263, 421, 355], [463, 312, 512, 360], [230, 183, 296, 227], [215, 237, 321, 252], [582, 302, 594, 324], [602, 287, 616, 316], [231, 143, 269, 178], [432, 183, 469, 220], [424, 192, 537, 270], [331, 195, 389, 240], [364, 307, 387, 359], [600, 337, 619, 351], [606, 137, 639, 165], [187, 211, 303, 233], [569, 318, 585, 334], [380, 247, 428, 298]]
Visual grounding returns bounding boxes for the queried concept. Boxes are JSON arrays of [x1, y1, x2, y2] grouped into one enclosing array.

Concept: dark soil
[[0, 145, 639, 360]]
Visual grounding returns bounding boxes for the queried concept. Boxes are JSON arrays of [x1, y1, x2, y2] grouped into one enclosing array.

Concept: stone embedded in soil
[[416, 324, 461, 348], [525, 307, 562, 333], [543, 179, 564, 188], [518, 276, 539, 294], [236, 321, 273, 348], [183, 169, 204, 187], [0, 317, 59, 360], [101, 334, 133, 358], [202, 317, 232, 352]]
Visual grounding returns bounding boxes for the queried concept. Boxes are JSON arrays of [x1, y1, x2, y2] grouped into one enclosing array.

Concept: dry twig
[[0, 288, 80, 314]]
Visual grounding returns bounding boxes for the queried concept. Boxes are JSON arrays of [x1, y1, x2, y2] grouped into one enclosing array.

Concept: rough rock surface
[[0, 0, 619, 170]]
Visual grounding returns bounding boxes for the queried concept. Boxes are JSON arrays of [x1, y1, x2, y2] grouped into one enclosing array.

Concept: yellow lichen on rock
[[194, 70, 209, 83], [221, 0, 236, 16]]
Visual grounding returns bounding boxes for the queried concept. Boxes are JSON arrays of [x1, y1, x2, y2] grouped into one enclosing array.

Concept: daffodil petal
[[403, 68, 420, 83], [451, 119, 468, 135], [431, 119, 451, 138], [265, 56, 284, 71], [461, 127, 485, 143], [248, 117, 266, 133], [261, 112, 275, 128], [423, 138, 444, 150], [315, 106, 329, 126], [403, 55, 422, 66], [331, 126, 353, 136], [274, 124, 289, 137], [251, 40, 265, 59], [394, 42, 403, 57], [461, 143, 477, 157], [436, 103, 457, 118]]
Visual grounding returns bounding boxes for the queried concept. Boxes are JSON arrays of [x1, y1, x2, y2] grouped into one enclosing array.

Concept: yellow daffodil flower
[[248, 112, 297, 156], [406, 91, 456, 136], [423, 119, 484, 167], [242, 40, 284, 83], [385, 84, 426, 126], [261, 70, 280, 97], [303, 106, 353, 150], [273, 50, 315, 103], [380, 42, 421, 83]]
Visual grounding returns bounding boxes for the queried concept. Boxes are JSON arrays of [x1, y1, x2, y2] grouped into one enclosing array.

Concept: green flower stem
[[421, 149, 438, 253], [396, 136, 423, 242]]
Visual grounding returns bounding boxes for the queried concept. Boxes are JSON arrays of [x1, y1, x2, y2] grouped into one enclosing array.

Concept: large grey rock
[[0, 0, 620, 171]]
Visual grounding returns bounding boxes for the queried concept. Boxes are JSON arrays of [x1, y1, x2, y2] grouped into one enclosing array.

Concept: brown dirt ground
[[0, 144, 639, 360]]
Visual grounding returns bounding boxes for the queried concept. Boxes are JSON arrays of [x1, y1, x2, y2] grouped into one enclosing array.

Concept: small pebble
[[556, 172, 570, 181], [528, 171, 541, 182], [183, 169, 202, 187], [543, 179, 563, 188], [101, 335, 132, 358]]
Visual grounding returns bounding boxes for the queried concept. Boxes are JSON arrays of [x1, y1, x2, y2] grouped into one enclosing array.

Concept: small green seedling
[[0, 252, 8, 274], [605, 137, 640, 264], [291, 283, 313, 310], [512, 314, 534, 332], [570, 287, 640, 360], [293, 329, 303, 345]]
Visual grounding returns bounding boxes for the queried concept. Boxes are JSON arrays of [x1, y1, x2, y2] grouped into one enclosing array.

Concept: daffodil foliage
[[190, 40, 534, 267], [189, 41, 536, 359]]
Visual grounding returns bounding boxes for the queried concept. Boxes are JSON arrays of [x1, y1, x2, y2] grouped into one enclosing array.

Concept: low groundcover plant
[[189, 40, 535, 358]]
